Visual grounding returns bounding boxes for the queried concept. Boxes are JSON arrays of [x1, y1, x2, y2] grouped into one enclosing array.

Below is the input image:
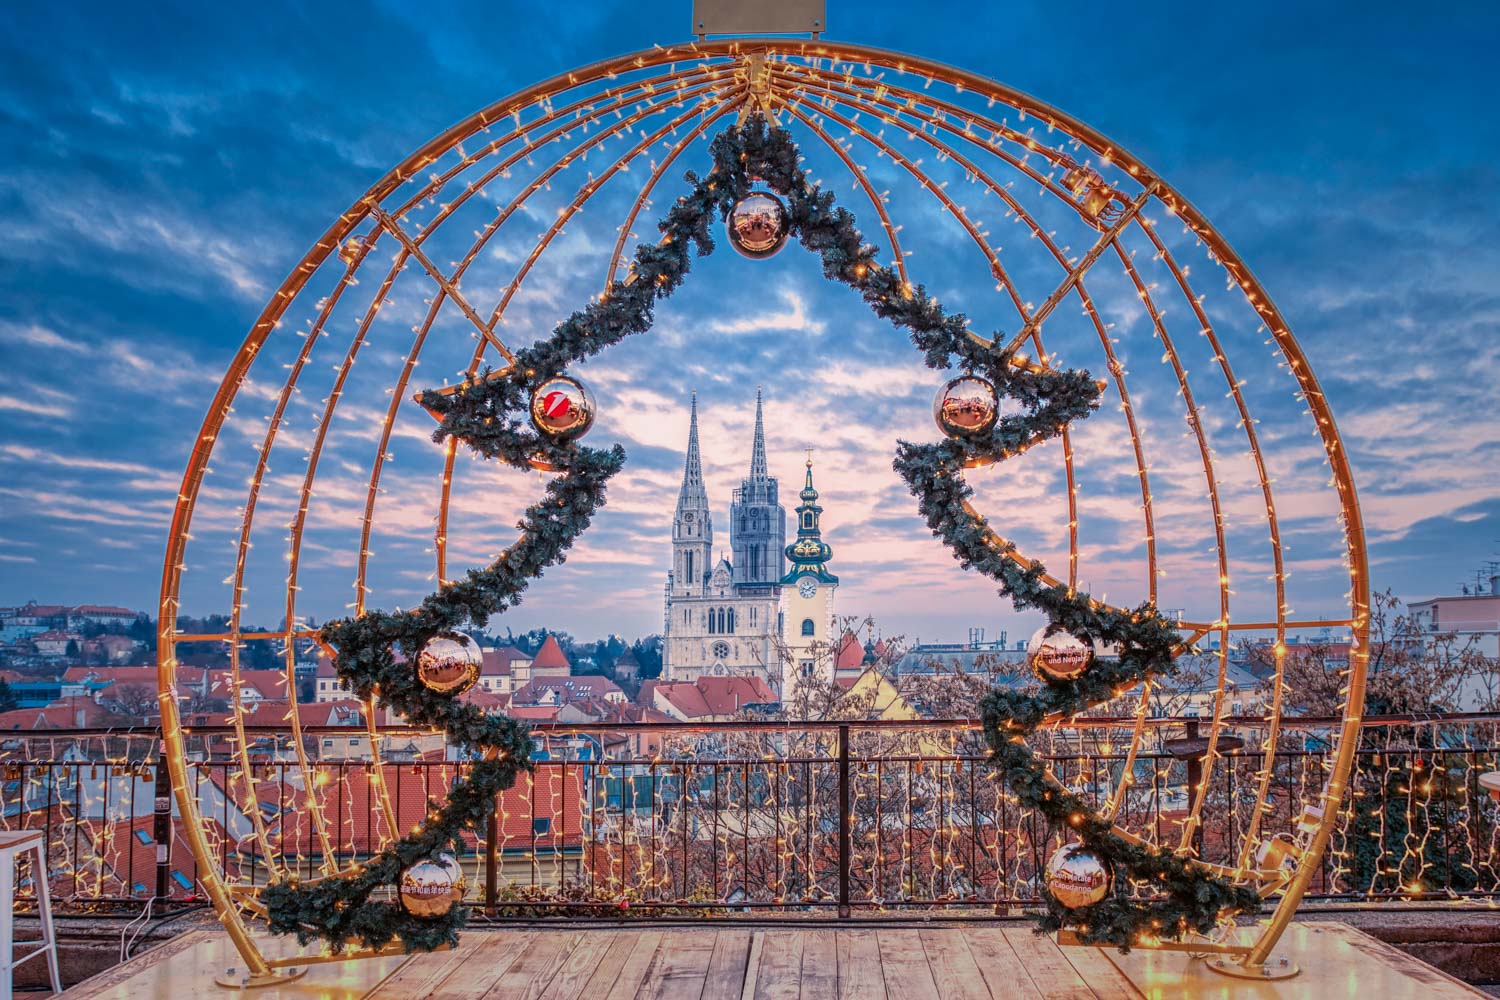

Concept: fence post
[[838, 724, 851, 919], [153, 747, 171, 899], [484, 792, 500, 916]]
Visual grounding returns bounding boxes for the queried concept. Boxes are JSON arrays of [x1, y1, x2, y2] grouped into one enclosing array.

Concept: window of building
[[133, 829, 152, 845], [171, 871, 194, 890], [712, 641, 730, 659], [800, 660, 814, 676], [801, 618, 815, 636], [533, 818, 551, 835], [726, 609, 735, 633]]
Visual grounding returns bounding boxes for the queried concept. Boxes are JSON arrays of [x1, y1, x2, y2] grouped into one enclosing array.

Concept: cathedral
[[662, 390, 838, 697]]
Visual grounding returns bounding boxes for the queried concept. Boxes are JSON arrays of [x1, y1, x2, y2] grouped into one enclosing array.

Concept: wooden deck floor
[[60, 922, 1486, 999]]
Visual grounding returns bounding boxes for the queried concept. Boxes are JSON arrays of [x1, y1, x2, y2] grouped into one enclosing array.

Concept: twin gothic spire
[[676, 387, 771, 506]]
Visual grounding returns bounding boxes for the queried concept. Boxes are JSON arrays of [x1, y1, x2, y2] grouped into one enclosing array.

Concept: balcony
[[6, 714, 1500, 995]]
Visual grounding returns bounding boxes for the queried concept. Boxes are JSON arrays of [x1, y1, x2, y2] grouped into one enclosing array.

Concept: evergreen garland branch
[[262, 113, 1256, 956]]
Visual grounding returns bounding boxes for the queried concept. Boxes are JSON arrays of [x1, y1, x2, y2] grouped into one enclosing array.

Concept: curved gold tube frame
[[157, 39, 1368, 980]]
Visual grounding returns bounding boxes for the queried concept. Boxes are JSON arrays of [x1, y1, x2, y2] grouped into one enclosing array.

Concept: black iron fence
[[4, 714, 1500, 915]]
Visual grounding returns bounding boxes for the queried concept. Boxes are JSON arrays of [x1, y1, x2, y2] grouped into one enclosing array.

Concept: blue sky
[[0, 1, 1496, 643]]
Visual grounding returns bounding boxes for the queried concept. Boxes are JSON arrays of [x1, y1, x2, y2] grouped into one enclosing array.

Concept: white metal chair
[[0, 830, 61, 998]]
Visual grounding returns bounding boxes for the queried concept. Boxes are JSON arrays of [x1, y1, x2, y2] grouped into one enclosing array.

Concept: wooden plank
[[1001, 928, 1095, 1000], [1059, 944, 1142, 999], [740, 930, 765, 1000], [428, 931, 537, 1000], [1327, 924, 1486, 998], [799, 929, 839, 1000], [917, 929, 991, 1000], [699, 929, 753, 1000], [57, 930, 215, 999], [834, 930, 886, 1000], [488, 931, 582, 999], [961, 927, 1046, 1000], [537, 933, 618, 1000], [751, 930, 805, 1000], [638, 930, 717, 1000], [875, 929, 940, 998], [364, 940, 474, 999], [584, 930, 665, 1000]]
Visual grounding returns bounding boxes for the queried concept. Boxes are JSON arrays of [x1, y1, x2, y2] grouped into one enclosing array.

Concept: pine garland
[[262, 113, 1257, 954]]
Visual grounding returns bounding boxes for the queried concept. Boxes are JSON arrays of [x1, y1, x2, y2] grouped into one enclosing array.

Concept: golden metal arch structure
[[157, 38, 1368, 981]]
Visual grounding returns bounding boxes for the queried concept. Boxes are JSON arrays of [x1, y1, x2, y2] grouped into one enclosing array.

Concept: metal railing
[[4, 713, 1500, 916]]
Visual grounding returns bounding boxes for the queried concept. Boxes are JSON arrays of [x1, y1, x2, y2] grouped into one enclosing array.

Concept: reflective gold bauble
[[933, 376, 999, 438], [399, 856, 462, 918], [1028, 624, 1094, 682], [726, 191, 789, 259], [416, 633, 482, 695], [1045, 842, 1111, 909], [529, 375, 596, 441], [436, 852, 467, 905]]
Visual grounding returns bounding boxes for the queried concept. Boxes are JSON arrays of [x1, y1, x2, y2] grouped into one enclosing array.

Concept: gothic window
[[726, 608, 735, 633], [712, 641, 730, 659], [800, 660, 814, 676], [801, 618, 815, 636], [686, 551, 694, 582]]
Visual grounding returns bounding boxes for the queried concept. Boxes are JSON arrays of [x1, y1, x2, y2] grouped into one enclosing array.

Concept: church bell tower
[[730, 388, 786, 590], [670, 392, 713, 597]]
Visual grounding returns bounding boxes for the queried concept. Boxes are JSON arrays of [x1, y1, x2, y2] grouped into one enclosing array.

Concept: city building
[[779, 458, 839, 703], [1409, 573, 1500, 659], [663, 391, 787, 688]]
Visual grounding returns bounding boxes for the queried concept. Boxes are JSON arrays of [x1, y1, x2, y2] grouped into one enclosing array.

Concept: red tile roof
[[651, 676, 777, 720], [253, 764, 585, 854], [530, 636, 571, 671], [835, 632, 864, 670], [0, 697, 116, 730], [512, 675, 622, 706], [481, 646, 530, 677], [507, 705, 562, 722]]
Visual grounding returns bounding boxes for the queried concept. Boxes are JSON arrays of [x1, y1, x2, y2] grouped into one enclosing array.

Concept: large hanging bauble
[[399, 855, 463, 918], [933, 375, 999, 438], [529, 375, 596, 441], [726, 191, 789, 259], [1028, 624, 1094, 683], [416, 633, 482, 695], [436, 852, 467, 905], [1045, 842, 1112, 910]]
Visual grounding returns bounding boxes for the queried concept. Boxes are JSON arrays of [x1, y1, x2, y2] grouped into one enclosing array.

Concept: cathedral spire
[[749, 386, 768, 481], [678, 391, 707, 506]]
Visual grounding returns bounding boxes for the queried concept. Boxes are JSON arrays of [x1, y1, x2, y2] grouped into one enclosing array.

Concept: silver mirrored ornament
[[726, 191, 789, 259], [1045, 842, 1111, 909], [529, 375, 596, 441], [933, 375, 999, 438], [1028, 624, 1094, 682], [416, 633, 482, 695], [399, 856, 462, 918]]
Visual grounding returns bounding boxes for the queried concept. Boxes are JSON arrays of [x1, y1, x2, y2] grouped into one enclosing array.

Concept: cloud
[[0, 1, 1493, 637]]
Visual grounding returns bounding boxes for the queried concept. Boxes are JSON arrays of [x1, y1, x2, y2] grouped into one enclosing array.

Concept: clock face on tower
[[798, 578, 818, 599]]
